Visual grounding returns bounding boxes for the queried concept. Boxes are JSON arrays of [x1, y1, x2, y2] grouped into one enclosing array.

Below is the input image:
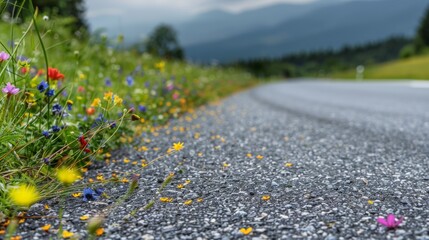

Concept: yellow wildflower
[[95, 228, 104, 236], [9, 184, 40, 207], [30, 75, 39, 87], [72, 192, 82, 198], [184, 200, 193, 205], [160, 197, 173, 203], [113, 95, 123, 106], [25, 92, 36, 105], [103, 91, 113, 101], [80, 215, 90, 220], [285, 162, 293, 168], [62, 230, 74, 239], [155, 61, 165, 71], [91, 98, 101, 107], [240, 227, 253, 235], [172, 142, 184, 151], [56, 167, 80, 185], [262, 195, 271, 201], [41, 224, 51, 232]]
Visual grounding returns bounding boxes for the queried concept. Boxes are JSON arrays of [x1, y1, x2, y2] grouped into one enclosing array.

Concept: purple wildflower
[[0, 51, 10, 62], [166, 83, 174, 91], [2, 82, 19, 96]]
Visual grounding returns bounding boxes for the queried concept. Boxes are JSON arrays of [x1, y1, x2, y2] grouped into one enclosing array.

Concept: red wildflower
[[79, 136, 91, 153], [48, 67, 65, 81], [86, 107, 95, 115], [37, 69, 45, 76], [20, 66, 29, 74]]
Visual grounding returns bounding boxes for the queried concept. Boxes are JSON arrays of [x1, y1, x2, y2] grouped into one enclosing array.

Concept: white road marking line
[[410, 81, 429, 89]]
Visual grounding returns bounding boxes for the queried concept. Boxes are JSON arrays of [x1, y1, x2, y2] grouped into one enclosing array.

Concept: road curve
[[17, 80, 429, 239]]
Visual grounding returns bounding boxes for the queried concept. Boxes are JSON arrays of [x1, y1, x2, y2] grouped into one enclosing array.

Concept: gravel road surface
[[16, 80, 429, 239]]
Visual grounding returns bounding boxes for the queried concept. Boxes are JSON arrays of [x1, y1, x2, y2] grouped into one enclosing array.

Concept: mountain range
[[179, 0, 428, 63]]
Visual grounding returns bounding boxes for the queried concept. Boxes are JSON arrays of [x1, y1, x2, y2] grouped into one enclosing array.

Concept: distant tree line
[[232, 37, 411, 78], [403, 5, 429, 57]]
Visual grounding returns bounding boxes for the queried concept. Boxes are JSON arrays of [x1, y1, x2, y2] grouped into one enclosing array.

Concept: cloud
[[86, 8, 125, 18]]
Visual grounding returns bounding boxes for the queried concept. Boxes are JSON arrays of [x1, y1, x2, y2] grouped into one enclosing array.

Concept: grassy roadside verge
[[331, 54, 429, 80], [0, 11, 260, 223]]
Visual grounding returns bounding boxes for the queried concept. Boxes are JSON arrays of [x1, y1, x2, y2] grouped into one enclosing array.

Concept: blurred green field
[[332, 54, 429, 80]]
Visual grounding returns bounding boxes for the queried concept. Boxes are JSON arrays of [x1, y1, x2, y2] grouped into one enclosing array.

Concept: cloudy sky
[[86, 0, 315, 18], [85, 0, 316, 36]]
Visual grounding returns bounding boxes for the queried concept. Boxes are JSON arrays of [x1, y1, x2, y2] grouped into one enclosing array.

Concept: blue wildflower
[[105, 77, 112, 87], [42, 130, 50, 138], [109, 121, 117, 129], [138, 105, 146, 112], [51, 125, 60, 132], [126, 75, 134, 86], [52, 104, 62, 115], [82, 188, 103, 202], [95, 188, 104, 195], [45, 88, 54, 97], [91, 114, 105, 128], [37, 81, 48, 93]]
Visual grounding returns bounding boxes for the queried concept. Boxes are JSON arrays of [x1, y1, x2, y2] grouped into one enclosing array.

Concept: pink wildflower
[[2, 82, 20, 96], [172, 92, 179, 100], [377, 214, 403, 229], [0, 51, 10, 62]]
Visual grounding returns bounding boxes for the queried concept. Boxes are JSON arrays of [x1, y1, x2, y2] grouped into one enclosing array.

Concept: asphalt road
[[252, 80, 429, 148], [19, 80, 429, 239]]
